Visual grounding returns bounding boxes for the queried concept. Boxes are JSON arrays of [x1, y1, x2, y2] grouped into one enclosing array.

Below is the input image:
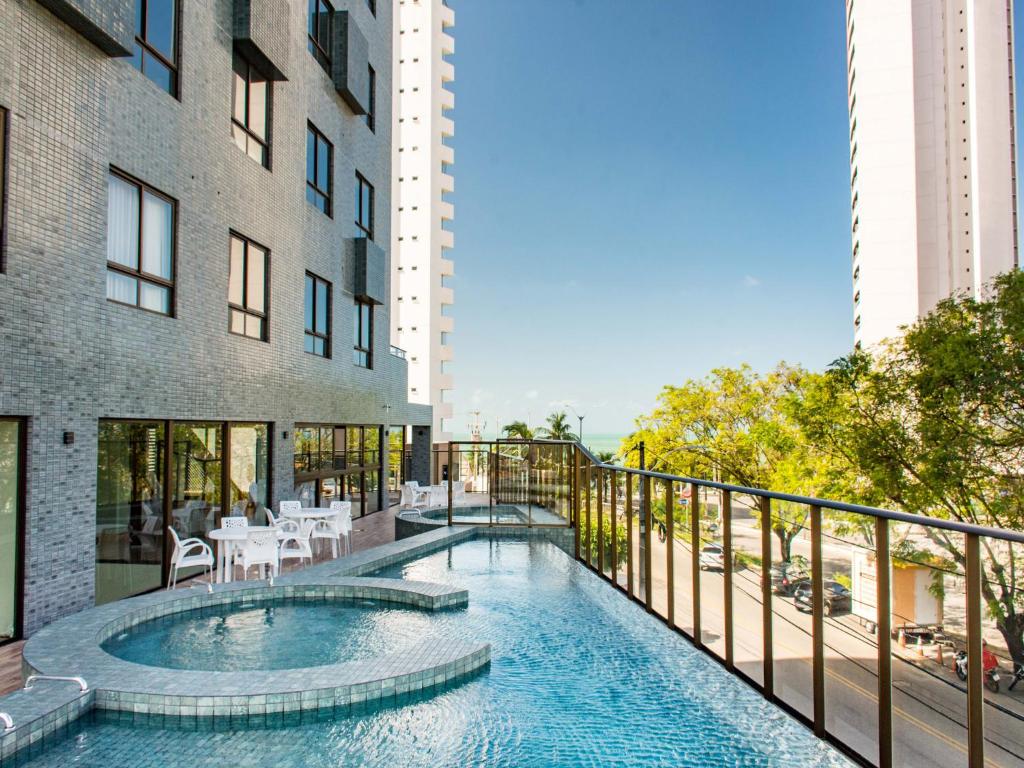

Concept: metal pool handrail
[[23, 675, 89, 692], [445, 438, 1023, 768], [0, 712, 12, 731]]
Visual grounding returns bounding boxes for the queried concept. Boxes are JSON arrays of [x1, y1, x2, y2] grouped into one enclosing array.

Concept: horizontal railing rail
[[445, 438, 1024, 768]]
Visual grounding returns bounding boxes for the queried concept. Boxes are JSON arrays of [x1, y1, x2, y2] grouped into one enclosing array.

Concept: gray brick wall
[[0, 0, 430, 634]]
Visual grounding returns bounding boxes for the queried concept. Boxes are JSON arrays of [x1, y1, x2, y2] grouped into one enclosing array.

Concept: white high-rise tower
[[846, 0, 1019, 348], [392, 0, 456, 440]]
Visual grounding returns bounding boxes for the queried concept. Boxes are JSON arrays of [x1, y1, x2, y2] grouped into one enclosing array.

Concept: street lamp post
[[566, 404, 585, 445]]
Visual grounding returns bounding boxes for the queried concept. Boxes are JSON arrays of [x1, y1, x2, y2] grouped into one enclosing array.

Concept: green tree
[[502, 421, 535, 440], [792, 271, 1024, 664], [626, 364, 840, 562], [537, 411, 578, 441]]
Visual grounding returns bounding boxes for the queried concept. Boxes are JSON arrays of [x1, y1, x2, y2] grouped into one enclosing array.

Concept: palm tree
[[537, 411, 578, 441], [502, 421, 534, 440]]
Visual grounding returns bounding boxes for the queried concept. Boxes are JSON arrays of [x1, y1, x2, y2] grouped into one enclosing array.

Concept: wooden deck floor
[[0, 506, 399, 698]]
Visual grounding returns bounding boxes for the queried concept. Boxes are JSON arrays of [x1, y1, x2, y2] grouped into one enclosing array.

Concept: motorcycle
[[1010, 663, 1023, 692], [954, 650, 1001, 693]]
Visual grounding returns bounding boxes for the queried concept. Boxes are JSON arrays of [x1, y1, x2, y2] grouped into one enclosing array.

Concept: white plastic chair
[[238, 528, 279, 580], [279, 519, 315, 568], [166, 527, 214, 589], [312, 501, 352, 557], [266, 508, 299, 534], [400, 483, 430, 511], [222, 516, 248, 529], [452, 481, 468, 506]]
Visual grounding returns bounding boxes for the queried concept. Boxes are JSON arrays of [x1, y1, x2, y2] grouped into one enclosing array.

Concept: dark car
[[793, 580, 852, 616], [770, 562, 809, 596]]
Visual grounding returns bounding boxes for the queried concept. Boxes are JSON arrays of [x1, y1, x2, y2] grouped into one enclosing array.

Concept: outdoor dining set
[[164, 500, 353, 588], [398, 480, 466, 514]]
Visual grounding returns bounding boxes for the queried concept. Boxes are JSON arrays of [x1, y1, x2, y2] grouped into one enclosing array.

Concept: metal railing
[[389, 345, 407, 360], [23, 674, 89, 692], [445, 439, 1024, 768]]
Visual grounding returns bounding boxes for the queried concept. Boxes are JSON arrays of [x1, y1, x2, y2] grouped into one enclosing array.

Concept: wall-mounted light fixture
[[63, 431, 75, 445], [282, 431, 289, 440]]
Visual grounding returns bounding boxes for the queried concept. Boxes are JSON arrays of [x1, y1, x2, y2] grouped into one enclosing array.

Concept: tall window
[[106, 171, 175, 315], [365, 66, 375, 132], [133, 0, 179, 95], [228, 233, 268, 340], [306, 123, 333, 216], [232, 53, 270, 167], [355, 173, 373, 239], [305, 272, 331, 357], [0, 419, 23, 642], [307, 0, 333, 72], [0, 106, 7, 271], [353, 299, 372, 368]]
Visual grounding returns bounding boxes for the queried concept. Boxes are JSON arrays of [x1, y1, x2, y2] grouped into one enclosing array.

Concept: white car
[[699, 544, 725, 571]]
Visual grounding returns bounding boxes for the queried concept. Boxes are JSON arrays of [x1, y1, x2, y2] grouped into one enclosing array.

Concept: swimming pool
[[101, 597, 444, 671], [9, 537, 851, 767]]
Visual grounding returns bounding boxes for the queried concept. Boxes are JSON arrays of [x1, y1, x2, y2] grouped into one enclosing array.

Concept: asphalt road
[[586, 516, 1024, 768]]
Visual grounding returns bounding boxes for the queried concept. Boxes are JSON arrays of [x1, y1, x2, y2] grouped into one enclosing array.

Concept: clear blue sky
[[441, 1, 1024, 439]]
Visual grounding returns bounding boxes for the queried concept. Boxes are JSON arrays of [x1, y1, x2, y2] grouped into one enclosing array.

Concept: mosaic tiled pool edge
[[4, 526, 496, 760], [3, 524, 573, 761]]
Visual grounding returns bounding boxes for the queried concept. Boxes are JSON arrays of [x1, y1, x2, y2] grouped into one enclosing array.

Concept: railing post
[[690, 482, 700, 645], [875, 517, 892, 768], [610, 470, 618, 588], [573, 448, 581, 560], [626, 472, 634, 597], [664, 480, 675, 627], [585, 464, 592, 567], [447, 442, 453, 526], [966, 532, 985, 768], [643, 473, 653, 611], [722, 489, 734, 670], [596, 467, 605, 574], [810, 504, 825, 738], [760, 495, 774, 699]]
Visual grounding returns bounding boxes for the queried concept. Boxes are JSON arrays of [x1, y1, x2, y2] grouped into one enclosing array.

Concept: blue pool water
[[9, 538, 851, 767], [102, 597, 437, 671]]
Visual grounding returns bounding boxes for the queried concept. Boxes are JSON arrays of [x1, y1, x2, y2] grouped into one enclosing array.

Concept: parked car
[[793, 580, 852, 616], [770, 562, 809, 595], [699, 544, 725, 571]]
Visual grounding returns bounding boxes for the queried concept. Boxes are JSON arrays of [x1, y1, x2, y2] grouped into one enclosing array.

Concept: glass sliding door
[[0, 419, 23, 641], [229, 423, 269, 524], [171, 423, 222, 576], [96, 420, 165, 605]]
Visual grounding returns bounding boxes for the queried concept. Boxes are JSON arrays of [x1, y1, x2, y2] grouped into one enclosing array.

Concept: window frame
[[304, 271, 332, 358], [307, 123, 333, 217], [355, 172, 374, 239], [106, 168, 177, 317], [0, 106, 8, 272], [228, 232, 270, 342], [307, 0, 334, 72], [353, 298, 373, 369], [231, 52, 271, 169], [365, 65, 376, 132], [133, 0, 181, 97]]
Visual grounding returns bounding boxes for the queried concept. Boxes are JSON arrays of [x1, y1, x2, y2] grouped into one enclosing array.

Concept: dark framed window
[[305, 272, 331, 357], [353, 299, 372, 368], [0, 417, 25, 643], [0, 106, 7, 272], [232, 53, 270, 168], [132, 0, 179, 96], [365, 66, 375, 132], [228, 233, 268, 340], [307, 0, 333, 72], [106, 170, 175, 315], [355, 173, 373, 239], [306, 123, 333, 216]]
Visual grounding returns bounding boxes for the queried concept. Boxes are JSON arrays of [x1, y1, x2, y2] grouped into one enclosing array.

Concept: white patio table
[[280, 507, 338, 524], [208, 525, 278, 584]]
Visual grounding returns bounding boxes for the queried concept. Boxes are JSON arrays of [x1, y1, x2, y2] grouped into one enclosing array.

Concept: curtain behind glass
[[142, 192, 172, 279], [107, 175, 139, 269]]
